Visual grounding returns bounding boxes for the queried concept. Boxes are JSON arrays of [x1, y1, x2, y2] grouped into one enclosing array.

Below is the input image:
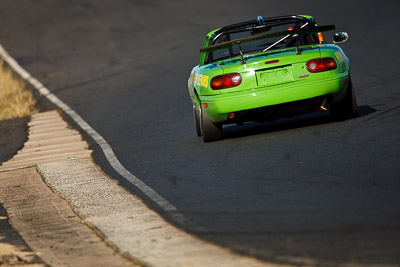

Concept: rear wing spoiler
[[200, 25, 336, 53]]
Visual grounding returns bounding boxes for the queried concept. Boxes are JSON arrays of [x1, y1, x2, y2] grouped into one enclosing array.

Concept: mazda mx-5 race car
[[188, 15, 358, 142]]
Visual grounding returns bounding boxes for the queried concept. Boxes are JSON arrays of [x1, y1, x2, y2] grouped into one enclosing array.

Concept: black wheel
[[193, 103, 201, 137], [200, 102, 223, 142], [330, 78, 358, 120]]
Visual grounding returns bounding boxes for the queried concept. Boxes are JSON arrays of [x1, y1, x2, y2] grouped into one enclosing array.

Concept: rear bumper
[[200, 76, 349, 123]]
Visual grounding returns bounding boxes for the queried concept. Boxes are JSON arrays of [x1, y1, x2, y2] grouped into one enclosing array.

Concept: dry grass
[[0, 60, 38, 120]]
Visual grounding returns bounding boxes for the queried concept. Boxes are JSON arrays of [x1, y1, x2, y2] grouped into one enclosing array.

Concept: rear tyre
[[200, 102, 223, 142], [193, 104, 201, 137], [330, 78, 358, 120]]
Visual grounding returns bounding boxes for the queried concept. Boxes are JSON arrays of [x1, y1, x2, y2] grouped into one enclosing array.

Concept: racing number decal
[[190, 73, 209, 88], [196, 74, 209, 88]]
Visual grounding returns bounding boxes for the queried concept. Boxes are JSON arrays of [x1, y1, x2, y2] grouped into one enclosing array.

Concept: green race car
[[188, 15, 358, 142]]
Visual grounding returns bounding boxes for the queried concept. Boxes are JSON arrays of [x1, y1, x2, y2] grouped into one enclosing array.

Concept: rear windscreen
[[206, 20, 319, 64]]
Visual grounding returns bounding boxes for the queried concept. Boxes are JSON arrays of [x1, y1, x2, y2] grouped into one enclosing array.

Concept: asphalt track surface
[[1, 1, 400, 265]]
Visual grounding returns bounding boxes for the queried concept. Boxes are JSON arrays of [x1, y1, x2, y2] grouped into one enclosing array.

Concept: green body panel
[[188, 17, 350, 124], [200, 75, 348, 122]]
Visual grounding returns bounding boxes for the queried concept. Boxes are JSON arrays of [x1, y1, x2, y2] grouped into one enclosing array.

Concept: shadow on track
[[222, 105, 376, 141]]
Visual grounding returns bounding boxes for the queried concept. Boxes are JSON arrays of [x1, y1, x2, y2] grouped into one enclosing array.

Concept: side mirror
[[332, 32, 348, 44]]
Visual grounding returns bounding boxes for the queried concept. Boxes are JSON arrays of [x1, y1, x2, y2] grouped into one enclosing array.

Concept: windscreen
[[206, 20, 318, 64]]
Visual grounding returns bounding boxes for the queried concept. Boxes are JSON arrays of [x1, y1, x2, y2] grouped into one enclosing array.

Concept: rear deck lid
[[217, 45, 321, 93]]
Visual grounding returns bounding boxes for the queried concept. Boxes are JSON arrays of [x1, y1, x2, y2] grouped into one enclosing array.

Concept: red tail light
[[210, 73, 242, 90], [306, 57, 337, 73]]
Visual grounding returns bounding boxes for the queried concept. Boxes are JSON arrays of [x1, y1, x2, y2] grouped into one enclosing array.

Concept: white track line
[[0, 44, 182, 216]]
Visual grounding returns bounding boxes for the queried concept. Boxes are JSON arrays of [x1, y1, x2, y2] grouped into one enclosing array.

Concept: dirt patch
[[0, 60, 38, 121], [0, 58, 34, 165], [0, 117, 29, 165]]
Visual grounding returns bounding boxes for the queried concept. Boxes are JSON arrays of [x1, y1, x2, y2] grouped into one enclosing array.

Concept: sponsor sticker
[[196, 74, 209, 87]]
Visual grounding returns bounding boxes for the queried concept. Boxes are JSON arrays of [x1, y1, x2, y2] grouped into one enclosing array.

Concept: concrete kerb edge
[[34, 160, 149, 267]]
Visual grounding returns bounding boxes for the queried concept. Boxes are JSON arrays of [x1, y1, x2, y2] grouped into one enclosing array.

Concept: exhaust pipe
[[320, 96, 333, 111]]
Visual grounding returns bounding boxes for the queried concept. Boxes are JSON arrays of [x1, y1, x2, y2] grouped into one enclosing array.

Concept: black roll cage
[[201, 15, 334, 64]]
